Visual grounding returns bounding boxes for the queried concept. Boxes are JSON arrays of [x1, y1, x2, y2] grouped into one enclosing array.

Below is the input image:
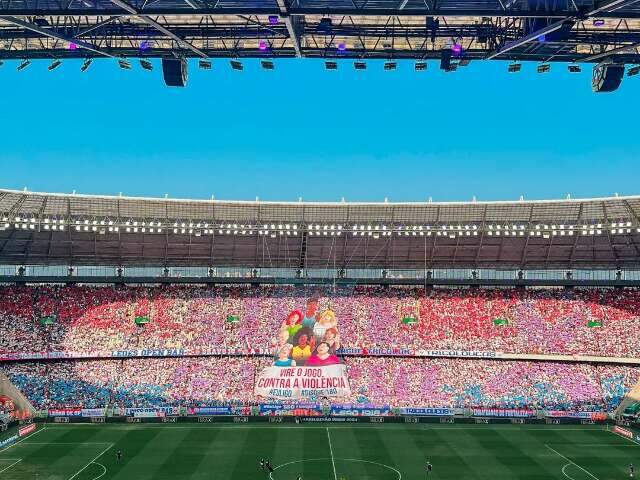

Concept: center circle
[[269, 457, 402, 480]]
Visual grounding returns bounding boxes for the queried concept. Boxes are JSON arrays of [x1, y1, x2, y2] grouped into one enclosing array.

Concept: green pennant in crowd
[[40, 316, 56, 326], [587, 319, 603, 328], [401, 316, 418, 325], [226, 315, 240, 324], [493, 318, 509, 326], [135, 316, 150, 325]]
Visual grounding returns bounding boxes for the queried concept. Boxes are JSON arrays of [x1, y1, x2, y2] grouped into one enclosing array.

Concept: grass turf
[[0, 423, 638, 480]]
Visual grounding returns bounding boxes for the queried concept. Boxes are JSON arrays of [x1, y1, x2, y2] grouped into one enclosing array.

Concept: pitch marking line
[[268, 457, 401, 480], [41, 424, 606, 431], [561, 463, 578, 480], [609, 429, 640, 447], [0, 425, 46, 453], [91, 462, 107, 480], [23, 442, 113, 445], [326, 427, 338, 480], [545, 444, 600, 480], [67, 443, 114, 480], [0, 458, 22, 474]]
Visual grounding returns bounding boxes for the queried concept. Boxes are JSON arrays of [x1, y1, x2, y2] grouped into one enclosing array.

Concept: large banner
[[400, 407, 454, 416], [255, 295, 351, 400], [255, 365, 351, 400], [473, 408, 534, 418]]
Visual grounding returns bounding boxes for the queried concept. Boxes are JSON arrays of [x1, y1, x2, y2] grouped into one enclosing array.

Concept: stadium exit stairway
[[0, 371, 36, 419], [616, 377, 640, 418]]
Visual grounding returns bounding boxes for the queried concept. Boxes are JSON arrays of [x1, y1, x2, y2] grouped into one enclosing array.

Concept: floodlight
[[199, 59, 212, 70], [384, 61, 397, 71], [537, 63, 550, 73], [414, 61, 427, 71], [17, 59, 31, 71], [325, 60, 338, 70], [140, 59, 153, 71], [354, 61, 366, 70], [627, 65, 640, 77], [80, 58, 93, 72], [261, 60, 274, 70], [48, 59, 62, 71], [230, 60, 243, 70], [118, 59, 131, 70], [568, 64, 581, 73], [508, 62, 521, 73]]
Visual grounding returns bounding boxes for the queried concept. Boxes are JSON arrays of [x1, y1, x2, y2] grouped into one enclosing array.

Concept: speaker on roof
[[161, 58, 188, 87], [592, 62, 625, 93], [440, 49, 452, 71]]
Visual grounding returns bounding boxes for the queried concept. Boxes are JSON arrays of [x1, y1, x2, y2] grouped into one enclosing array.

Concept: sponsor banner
[[301, 417, 359, 423], [188, 407, 233, 416], [18, 424, 36, 436], [0, 435, 18, 448], [338, 347, 411, 356], [255, 365, 351, 400], [330, 406, 391, 416], [473, 408, 534, 418], [125, 407, 178, 418], [614, 426, 634, 439], [414, 350, 500, 359], [49, 408, 82, 417], [544, 411, 603, 419], [81, 408, 106, 418], [400, 408, 453, 416], [258, 403, 322, 416], [1, 348, 502, 362], [111, 348, 185, 358]]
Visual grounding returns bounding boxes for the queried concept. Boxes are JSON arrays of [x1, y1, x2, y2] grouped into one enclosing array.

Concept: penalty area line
[[545, 444, 600, 480], [67, 443, 114, 480], [0, 459, 22, 474], [0, 425, 46, 454]]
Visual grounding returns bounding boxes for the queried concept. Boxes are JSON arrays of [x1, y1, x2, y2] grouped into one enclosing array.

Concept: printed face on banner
[[255, 294, 350, 400]]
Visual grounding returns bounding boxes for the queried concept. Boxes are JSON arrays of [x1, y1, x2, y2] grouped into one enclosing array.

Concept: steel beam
[[2, 16, 114, 57], [275, 0, 302, 57], [486, 19, 569, 59], [5, 8, 630, 18], [582, 39, 640, 61], [110, 0, 208, 57]]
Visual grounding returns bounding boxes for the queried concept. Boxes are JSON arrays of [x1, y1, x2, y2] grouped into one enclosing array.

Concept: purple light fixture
[[68, 43, 78, 50], [259, 40, 268, 51], [268, 15, 279, 24], [338, 43, 346, 52], [140, 40, 151, 50], [451, 43, 462, 56], [593, 19, 605, 26]]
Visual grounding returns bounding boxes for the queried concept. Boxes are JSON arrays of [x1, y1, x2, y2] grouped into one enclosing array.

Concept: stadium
[[0, 186, 640, 480]]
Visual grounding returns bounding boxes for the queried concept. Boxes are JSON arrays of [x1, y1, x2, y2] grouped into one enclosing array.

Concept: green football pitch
[[0, 423, 638, 480]]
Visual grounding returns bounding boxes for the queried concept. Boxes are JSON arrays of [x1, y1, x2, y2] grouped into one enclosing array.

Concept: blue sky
[[1, 57, 638, 203]]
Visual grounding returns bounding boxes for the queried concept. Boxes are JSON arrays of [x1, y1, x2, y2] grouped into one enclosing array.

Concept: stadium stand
[[1, 358, 638, 411], [2, 285, 640, 358]]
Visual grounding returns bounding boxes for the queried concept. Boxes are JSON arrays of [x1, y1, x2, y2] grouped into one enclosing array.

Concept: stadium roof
[[1, 188, 640, 269], [1, 0, 640, 85]]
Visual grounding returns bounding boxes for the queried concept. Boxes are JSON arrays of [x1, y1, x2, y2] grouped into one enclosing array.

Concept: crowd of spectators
[[1, 285, 640, 357], [2, 285, 639, 413], [2, 358, 637, 412]]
